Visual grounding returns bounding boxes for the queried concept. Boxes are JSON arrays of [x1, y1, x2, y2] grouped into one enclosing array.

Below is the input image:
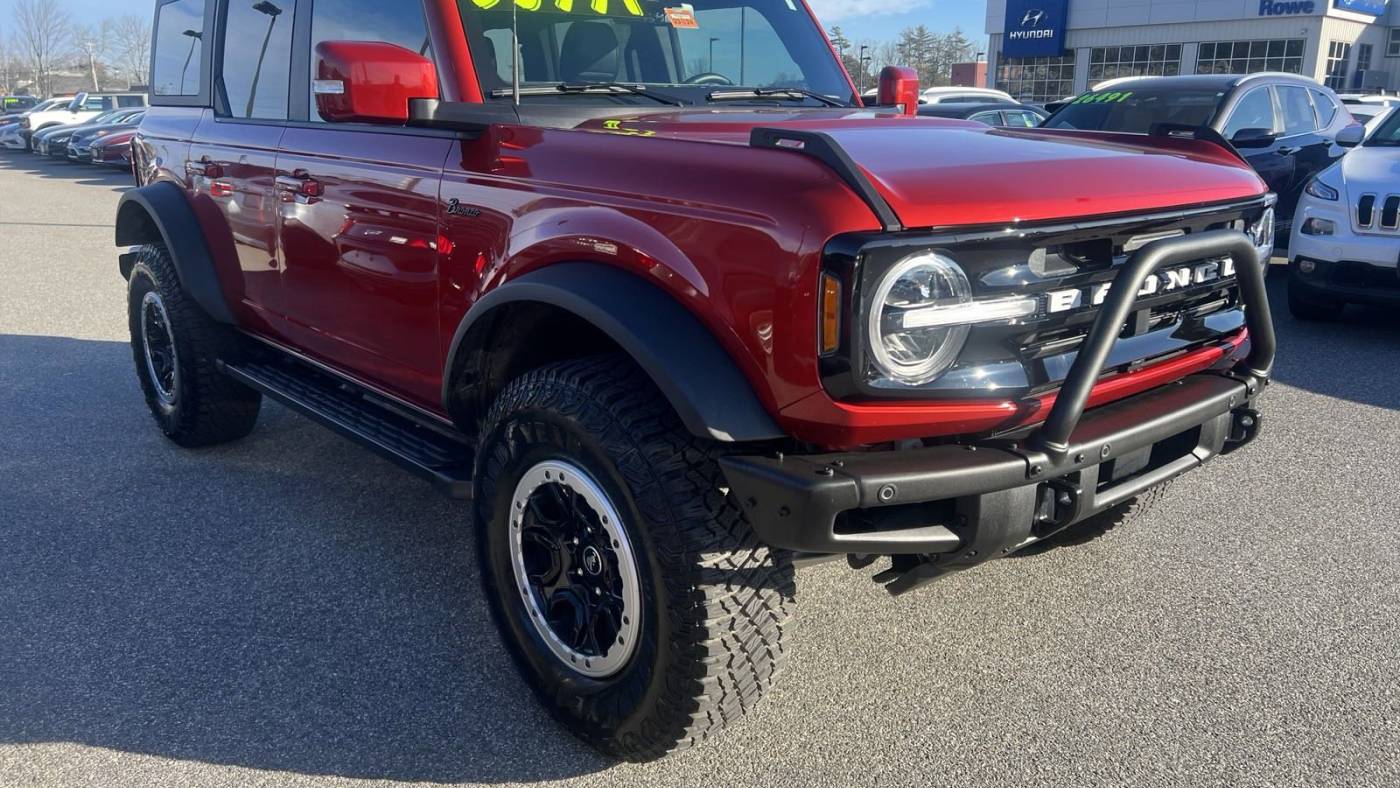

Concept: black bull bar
[[720, 230, 1276, 593]]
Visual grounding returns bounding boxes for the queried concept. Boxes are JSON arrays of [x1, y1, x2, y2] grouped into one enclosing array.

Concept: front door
[[274, 128, 452, 407]]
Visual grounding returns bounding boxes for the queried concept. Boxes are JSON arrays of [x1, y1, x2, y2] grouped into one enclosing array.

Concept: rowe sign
[[1259, 0, 1317, 14]]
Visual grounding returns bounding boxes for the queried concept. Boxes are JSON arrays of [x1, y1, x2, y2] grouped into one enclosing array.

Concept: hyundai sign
[[1333, 0, 1388, 15], [1003, 0, 1069, 58]]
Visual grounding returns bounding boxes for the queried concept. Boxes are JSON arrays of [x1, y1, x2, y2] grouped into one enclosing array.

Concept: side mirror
[[313, 41, 439, 124], [1336, 124, 1364, 148], [68, 92, 87, 112], [877, 66, 919, 117], [1230, 127, 1278, 148]]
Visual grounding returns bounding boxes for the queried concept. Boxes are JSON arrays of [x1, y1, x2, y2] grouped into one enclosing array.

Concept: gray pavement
[[2, 153, 1398, 788]]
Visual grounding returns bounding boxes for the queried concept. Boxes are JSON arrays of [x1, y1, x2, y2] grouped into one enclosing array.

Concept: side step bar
[[221, 357, 475, 498]]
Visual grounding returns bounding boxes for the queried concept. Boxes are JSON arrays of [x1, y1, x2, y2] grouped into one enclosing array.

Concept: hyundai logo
[[1020, 8, 1046, 27]]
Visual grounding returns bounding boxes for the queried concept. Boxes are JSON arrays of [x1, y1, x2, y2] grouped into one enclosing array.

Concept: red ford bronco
[[119, 0, 1276, 760]]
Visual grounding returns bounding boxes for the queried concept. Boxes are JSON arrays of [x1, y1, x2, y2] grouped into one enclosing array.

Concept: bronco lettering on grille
[[1044, 257, 1236, 314]]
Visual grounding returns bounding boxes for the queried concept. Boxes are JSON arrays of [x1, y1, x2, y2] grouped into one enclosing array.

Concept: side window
[[221, 0, 296, 119], [117, 95, 146, 108], [967, 111, 1002, 126], [309, 0, 433, 121], [1004, 110, 1040, 127], [1278, 85, 1317, 136], [1309, 89, 1337, 127], [84, 96, 114, 111], [152, 0, 208, 96], [1223, 88, 1275, 138]]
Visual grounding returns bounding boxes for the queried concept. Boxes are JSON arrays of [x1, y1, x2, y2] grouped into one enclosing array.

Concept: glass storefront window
[[1088, 44, 1181, 84], [1197, 39, 1304, 76], [995, 53, 1075, 103]]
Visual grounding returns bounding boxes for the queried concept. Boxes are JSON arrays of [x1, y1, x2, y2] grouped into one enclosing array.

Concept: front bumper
[[1290, 257, 1400, 306], [721, 230, 1275, 594]]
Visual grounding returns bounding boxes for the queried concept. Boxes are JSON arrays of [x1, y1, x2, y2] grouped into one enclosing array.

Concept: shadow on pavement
[[0, 334, 611, 783], [1262, 270, 1400, 411], [0, 150, 134, 191]]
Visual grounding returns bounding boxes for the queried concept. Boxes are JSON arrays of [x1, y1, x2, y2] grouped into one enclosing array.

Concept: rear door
[[271, 0, 449, 407], [187, 0, 297, 323]]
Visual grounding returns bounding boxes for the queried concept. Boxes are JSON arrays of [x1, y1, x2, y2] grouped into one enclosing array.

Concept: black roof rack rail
[[749, 127, 903, 232]]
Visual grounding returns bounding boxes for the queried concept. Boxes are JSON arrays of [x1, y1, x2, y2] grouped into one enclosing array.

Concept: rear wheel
[[127, 243, 261, 447], [474, 356, 795, 761], [1287, 275, 1344, 322]]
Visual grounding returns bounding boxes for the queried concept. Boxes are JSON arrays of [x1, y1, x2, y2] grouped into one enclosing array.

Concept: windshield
[[1366, 109, 1400, 146], [458, 0, 853, 105], [1045, 88, 1226, 133]]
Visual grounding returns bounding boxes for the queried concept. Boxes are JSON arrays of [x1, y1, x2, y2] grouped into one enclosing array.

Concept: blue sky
[[1, 0, 989, 49]]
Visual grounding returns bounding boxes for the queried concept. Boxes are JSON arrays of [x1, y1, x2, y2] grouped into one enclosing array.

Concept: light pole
[[246, 1, 284, 117], [709, 37, 719, 72], [180, 30, 202, 94], [83, 40, 99, 90], [857, 45, 870, 94]]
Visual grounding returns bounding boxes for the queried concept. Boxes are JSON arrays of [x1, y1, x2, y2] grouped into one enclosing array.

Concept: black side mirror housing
[[1336, 125, 1364, 148], [1230, 127, 1278, 148]]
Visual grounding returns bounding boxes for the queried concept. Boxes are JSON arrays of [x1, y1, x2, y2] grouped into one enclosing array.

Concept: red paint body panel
[[569, 109, 1268, 228], [780, 332, 1246, 447]]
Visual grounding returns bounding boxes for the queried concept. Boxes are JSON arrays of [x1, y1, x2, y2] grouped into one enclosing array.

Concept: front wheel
[[474, 356, 795, 761]]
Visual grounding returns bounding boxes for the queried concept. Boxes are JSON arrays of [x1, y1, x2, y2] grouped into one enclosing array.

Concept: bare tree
[[12, 0, 71, 97], [111, 14, 151, 89]]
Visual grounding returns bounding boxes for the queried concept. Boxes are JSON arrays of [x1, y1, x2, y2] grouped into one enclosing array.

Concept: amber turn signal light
[[820, 273, 841, 354]]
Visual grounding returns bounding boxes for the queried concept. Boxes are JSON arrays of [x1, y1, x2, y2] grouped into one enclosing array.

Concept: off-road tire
[[1017, 479, 1175, 555], [127, 243, 261, 447], [474, 355, 795, 761], [1287, 276, 1344, 322]]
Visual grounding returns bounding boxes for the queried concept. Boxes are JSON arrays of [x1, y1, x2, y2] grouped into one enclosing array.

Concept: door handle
[[275, 171, 322, 198]]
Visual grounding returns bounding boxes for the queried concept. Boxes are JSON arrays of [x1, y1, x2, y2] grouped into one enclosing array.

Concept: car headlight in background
[[1305, 179, 1339, 201], [867, 252, 1036, 385], [1248, 206, 1275, 262]]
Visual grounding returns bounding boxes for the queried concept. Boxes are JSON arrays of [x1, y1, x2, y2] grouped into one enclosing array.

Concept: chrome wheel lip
[[508, 459, 641, 679], [140, 290, 178, 408]]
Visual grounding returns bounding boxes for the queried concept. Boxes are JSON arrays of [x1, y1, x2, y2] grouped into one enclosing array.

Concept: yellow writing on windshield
[[469, 0, 643, 15]]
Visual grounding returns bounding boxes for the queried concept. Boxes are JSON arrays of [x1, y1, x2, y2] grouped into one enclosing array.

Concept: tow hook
[[1224, 407, 1262, 453]]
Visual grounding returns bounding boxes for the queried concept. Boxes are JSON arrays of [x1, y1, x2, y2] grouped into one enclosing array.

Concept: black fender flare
[[115, 181, 235, 324], [445, 263, 784, 443]]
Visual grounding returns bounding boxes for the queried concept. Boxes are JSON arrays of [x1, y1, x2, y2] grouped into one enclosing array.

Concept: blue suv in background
[[1044, 74, 1365, 246]]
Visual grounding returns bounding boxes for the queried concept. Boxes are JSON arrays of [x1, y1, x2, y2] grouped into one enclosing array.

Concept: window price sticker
[[664, 5, 699, 28]]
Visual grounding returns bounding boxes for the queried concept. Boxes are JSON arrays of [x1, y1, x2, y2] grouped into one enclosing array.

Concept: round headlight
[[867, 253, 971, 385]]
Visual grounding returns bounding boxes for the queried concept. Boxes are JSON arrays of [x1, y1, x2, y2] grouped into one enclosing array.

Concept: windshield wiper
[[488, 83, 684, 106], [706, 87, 845, 108]]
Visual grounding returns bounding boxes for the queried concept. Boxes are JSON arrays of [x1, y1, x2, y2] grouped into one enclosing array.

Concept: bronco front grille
[[820, 197, 1271, 402]]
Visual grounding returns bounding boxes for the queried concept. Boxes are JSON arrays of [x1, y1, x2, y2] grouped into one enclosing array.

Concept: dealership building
[[984, 0, 1399, 103]]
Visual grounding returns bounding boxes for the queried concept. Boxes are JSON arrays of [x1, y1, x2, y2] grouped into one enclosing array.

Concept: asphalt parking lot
[[2, 153, 1398, 788]]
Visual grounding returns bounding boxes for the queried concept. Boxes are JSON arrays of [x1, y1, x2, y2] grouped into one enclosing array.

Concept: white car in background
[[19, 91, 147, 150], [0, 97, 68, 149], [1287, 108, 1400, 320], [919, 86, 1016, 105]]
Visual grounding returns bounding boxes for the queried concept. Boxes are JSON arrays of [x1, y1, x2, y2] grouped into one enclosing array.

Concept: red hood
[[575, 109, 1267, 229]]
